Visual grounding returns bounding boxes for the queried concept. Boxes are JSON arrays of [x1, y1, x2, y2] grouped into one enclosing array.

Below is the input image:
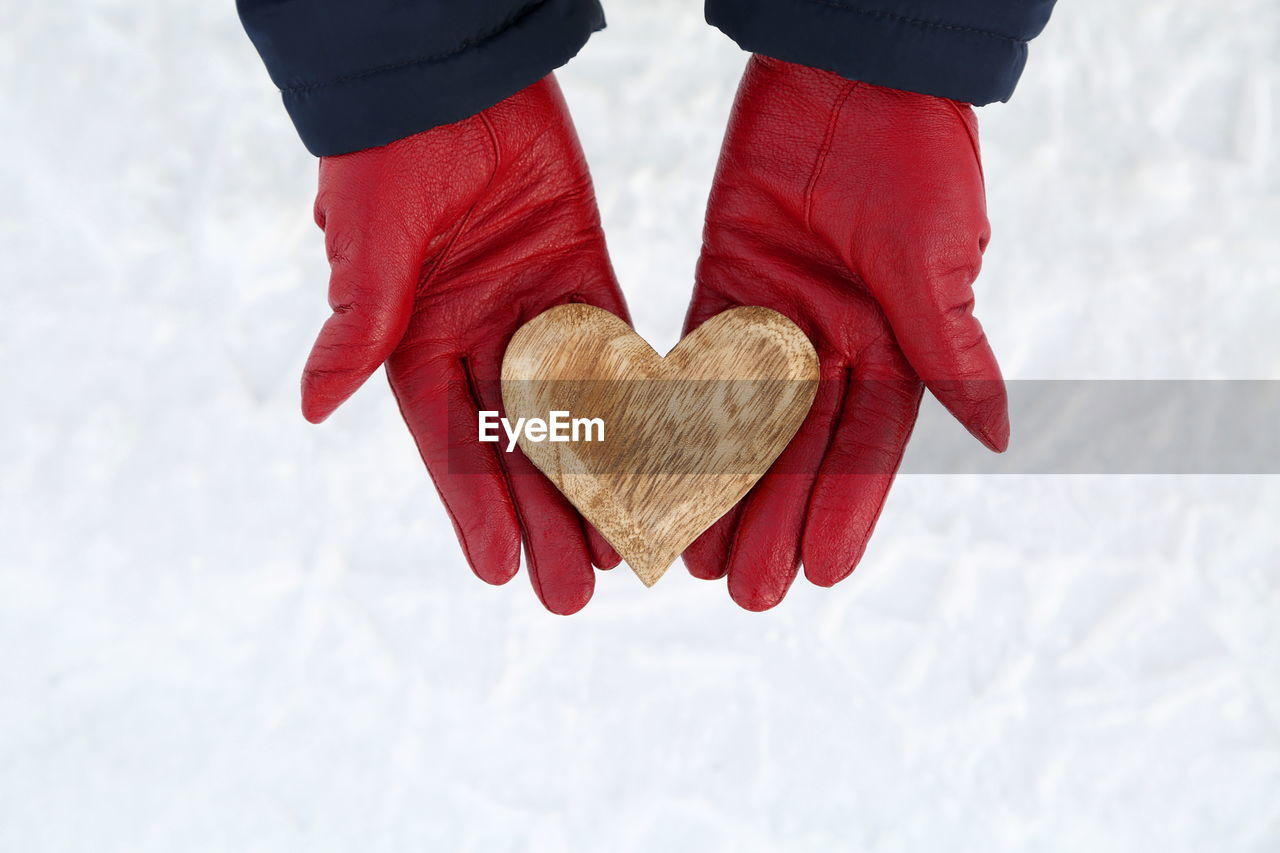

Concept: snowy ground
[[2, 1, 1279, 851]]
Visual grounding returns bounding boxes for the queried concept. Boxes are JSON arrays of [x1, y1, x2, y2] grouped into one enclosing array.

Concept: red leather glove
[[302, 75, 630, 615], [683, 56, 1009, 610]]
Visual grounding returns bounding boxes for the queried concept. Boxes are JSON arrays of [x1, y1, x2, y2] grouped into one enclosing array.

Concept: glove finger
[[501, 443, 597, 614], [867, 260, 1008, 452], [802, 364, 923, 587], [586, 523, 621, 570], [683, 505, 741, 580], [302, 210, 419, 424], [468, 350, 596, 615], [384, 352, 522, 586], [724, 367, 843, 611]]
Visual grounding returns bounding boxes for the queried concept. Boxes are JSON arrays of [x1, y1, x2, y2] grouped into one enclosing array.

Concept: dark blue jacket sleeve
[[237, 0, 605, 156], [706, 0, 1056, 105]]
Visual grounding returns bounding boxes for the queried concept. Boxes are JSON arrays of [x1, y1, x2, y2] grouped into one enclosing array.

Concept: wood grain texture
[[501, 305, 819, 586]]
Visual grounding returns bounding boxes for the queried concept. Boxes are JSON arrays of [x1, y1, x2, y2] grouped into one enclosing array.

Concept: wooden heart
[[501, 304, 818, 586]]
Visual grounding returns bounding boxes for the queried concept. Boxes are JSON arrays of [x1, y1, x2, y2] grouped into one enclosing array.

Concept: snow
[[1, 1, 1278, 850]]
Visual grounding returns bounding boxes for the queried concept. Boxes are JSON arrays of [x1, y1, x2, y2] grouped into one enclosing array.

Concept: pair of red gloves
[[304, 56, 1008, 614]]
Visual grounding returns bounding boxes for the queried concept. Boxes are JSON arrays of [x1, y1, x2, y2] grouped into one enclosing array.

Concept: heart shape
[[501, 304, 818, 585]]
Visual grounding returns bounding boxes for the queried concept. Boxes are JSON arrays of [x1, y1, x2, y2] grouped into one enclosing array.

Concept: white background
[[2, 1, 1279, 850]]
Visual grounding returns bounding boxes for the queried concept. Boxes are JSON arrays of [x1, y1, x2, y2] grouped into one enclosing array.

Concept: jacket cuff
[[242, 0, 604, 156], [706, 0, 1052, 105]]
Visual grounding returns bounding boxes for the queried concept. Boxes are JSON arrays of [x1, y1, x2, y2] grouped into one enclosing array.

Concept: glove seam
[[409, 116, 500, 302], [943, 99, 985, 183], [477, 110, 505, 189], [796, 1, 1026, 45], [280, 0, 549, 95], [803, 81, 861, 237]]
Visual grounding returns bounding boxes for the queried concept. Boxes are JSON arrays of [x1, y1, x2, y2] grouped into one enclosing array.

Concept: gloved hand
[[682, 55, 1009, 610], [303, 75, 630, 615]]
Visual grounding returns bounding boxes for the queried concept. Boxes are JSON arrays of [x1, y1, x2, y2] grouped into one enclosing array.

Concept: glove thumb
[[301, 192, 419, 423]]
